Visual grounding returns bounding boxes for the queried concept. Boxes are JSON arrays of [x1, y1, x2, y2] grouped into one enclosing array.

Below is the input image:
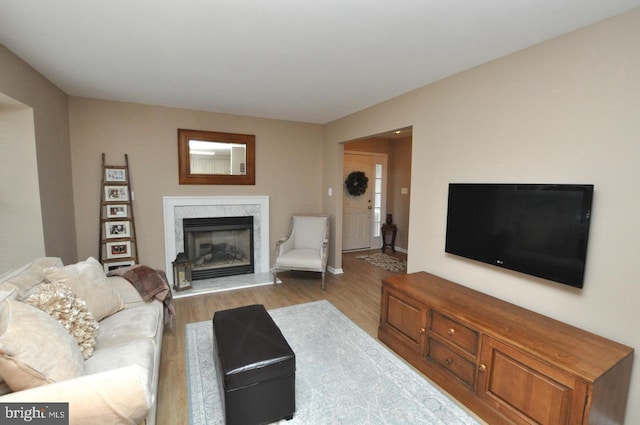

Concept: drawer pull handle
[[447, 328, 455, 336], [445, 358, 453, 365], [419, 328, 426, 335], [478, 364, 487, 373]]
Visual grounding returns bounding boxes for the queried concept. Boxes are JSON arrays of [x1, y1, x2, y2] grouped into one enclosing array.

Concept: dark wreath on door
[[345, 171, 368, 196]]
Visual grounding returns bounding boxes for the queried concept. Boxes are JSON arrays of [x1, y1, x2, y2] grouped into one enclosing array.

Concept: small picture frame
[[106, 241, 131, 259], [104, 260, 135, 273], [105, 185, 129, 201], [106, 204, 128, 218], [105, 168, 127, 183], [104, 186, 129, 202], [105, 221, 131, 238]]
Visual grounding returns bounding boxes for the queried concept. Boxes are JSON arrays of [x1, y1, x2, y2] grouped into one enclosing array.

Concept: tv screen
[[445, 184, 593, 288]]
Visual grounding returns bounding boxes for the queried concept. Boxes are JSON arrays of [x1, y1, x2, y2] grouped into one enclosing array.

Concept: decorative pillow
[[0, 290, 17, 395], [0, 289, 17, 303], [27, 282, 99, 360], [0, 298, 85, 391], [0, 257, 63, 300], [44, 257, 124, 321]]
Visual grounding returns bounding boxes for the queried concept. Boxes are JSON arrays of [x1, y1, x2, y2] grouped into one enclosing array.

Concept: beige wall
[[388, 137, 411, 250], [0, 44, 76, 267], [68, 97, 324, 271], [0, 96, 45, 270], [324, 8, 640, 422]]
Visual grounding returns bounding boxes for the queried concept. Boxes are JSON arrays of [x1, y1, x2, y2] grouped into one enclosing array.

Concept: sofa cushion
[[0, 298, 84, 391], [94, 302, 163, 350], [0, 364, 151, 425], [26, 282, 99, 360], [44, 257, 124, 321], [85, 339, 156, 391], [276, 248, 322, 269], [0, 257, 62, 300]]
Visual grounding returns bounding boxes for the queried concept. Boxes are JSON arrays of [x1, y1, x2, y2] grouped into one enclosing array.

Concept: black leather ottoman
[[212, 304, 295, 425]]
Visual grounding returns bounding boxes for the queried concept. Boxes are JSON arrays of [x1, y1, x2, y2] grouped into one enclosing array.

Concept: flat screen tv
[[445, 184, 593, 288]]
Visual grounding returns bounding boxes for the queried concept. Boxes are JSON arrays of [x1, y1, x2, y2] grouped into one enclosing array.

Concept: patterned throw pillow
[[27, 282, 99, 360]]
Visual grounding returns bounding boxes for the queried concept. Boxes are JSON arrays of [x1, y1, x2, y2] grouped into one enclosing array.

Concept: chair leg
[[273, 267, 278, 284], [321, 271, 326, 291]]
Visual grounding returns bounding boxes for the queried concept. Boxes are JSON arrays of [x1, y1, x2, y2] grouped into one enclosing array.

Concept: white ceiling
[[1, 1, 639, 124]]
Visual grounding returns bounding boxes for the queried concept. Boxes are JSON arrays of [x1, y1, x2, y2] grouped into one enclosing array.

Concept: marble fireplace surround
[[163, 196, 270, 295]]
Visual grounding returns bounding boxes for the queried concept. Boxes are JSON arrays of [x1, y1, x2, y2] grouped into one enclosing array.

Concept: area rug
[[186, 300, 479, 424], [356, 252, 407, 272]]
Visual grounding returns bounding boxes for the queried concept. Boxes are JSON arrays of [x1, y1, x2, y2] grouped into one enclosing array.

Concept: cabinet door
[[477, 336, 588, 425], [380, 287, 428, 353]]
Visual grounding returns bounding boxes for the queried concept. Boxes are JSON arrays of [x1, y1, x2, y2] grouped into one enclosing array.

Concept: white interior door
[[343, 153, 374, 251]]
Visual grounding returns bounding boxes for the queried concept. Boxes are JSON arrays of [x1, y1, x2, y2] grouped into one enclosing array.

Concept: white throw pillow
[[0, 257, 63, 300], [0, 290, 16, 395], [44, 257, 124, 321], [0, 298, 85, 391]]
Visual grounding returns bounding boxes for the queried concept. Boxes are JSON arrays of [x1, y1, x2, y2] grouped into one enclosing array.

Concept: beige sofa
[[0, 257, 165, 425]]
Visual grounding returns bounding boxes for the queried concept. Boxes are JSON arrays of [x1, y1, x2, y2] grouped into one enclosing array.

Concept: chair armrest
[[275, 235, 295, 257], [275, 220, 295, 257], [0, 364, 151, 424], [320, 239, 330, 268], [320, 217, 330, 268]]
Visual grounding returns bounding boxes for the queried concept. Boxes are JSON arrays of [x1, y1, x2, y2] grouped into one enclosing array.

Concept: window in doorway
[[373, 163, 383, 237]]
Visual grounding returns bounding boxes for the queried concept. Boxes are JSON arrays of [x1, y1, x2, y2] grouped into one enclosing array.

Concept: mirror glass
[[188, 140, 247, 175], [178, 129, 255, 185]]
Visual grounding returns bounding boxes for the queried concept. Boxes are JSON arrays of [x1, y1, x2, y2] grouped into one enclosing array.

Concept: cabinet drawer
[[427, 337, 476, 388], [430, 311, 478, 356]]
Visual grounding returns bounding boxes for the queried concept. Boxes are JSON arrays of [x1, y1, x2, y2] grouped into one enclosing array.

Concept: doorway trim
[[343, 151, 388, 252]]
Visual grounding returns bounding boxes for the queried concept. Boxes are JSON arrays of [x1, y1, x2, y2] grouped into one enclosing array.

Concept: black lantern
[[172, 252, 192, 291]]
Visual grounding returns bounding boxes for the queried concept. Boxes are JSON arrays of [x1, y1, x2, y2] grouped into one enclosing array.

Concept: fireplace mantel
[[163, 196, 270, 285]]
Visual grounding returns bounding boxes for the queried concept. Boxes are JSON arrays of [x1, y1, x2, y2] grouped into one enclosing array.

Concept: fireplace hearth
[[183, 216, 254, 280], [163, 195, 272, 297]]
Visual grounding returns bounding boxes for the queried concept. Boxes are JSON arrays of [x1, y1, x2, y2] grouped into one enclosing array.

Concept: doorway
[[343, 151, 387, 251], [341, 127, 412, 254]]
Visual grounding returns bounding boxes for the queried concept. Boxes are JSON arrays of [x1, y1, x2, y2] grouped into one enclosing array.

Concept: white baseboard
[[328, 266, 344, 275]]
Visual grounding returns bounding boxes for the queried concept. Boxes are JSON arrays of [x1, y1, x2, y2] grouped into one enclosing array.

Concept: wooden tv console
[[378, 272, 633, 425]]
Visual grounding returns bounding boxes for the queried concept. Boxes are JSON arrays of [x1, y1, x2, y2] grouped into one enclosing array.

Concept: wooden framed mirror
[[178, 129, 255, 185]]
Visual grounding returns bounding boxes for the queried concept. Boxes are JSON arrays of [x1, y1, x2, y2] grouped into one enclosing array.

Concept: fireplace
[[163, 196, 271, 293], [183, 216, 254, 280]]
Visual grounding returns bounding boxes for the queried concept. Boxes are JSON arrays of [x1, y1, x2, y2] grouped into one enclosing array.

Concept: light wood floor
[[155, 250, 407, 425]]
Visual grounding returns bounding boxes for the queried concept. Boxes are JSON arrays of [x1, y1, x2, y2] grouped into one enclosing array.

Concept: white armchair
[[273, 214, 330, 290]]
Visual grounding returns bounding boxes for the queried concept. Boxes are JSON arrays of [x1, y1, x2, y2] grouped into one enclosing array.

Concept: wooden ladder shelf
[[99, 153, 139, 271]]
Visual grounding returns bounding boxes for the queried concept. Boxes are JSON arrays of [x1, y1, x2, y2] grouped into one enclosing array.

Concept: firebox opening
[[183, 216, 254, 280]]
